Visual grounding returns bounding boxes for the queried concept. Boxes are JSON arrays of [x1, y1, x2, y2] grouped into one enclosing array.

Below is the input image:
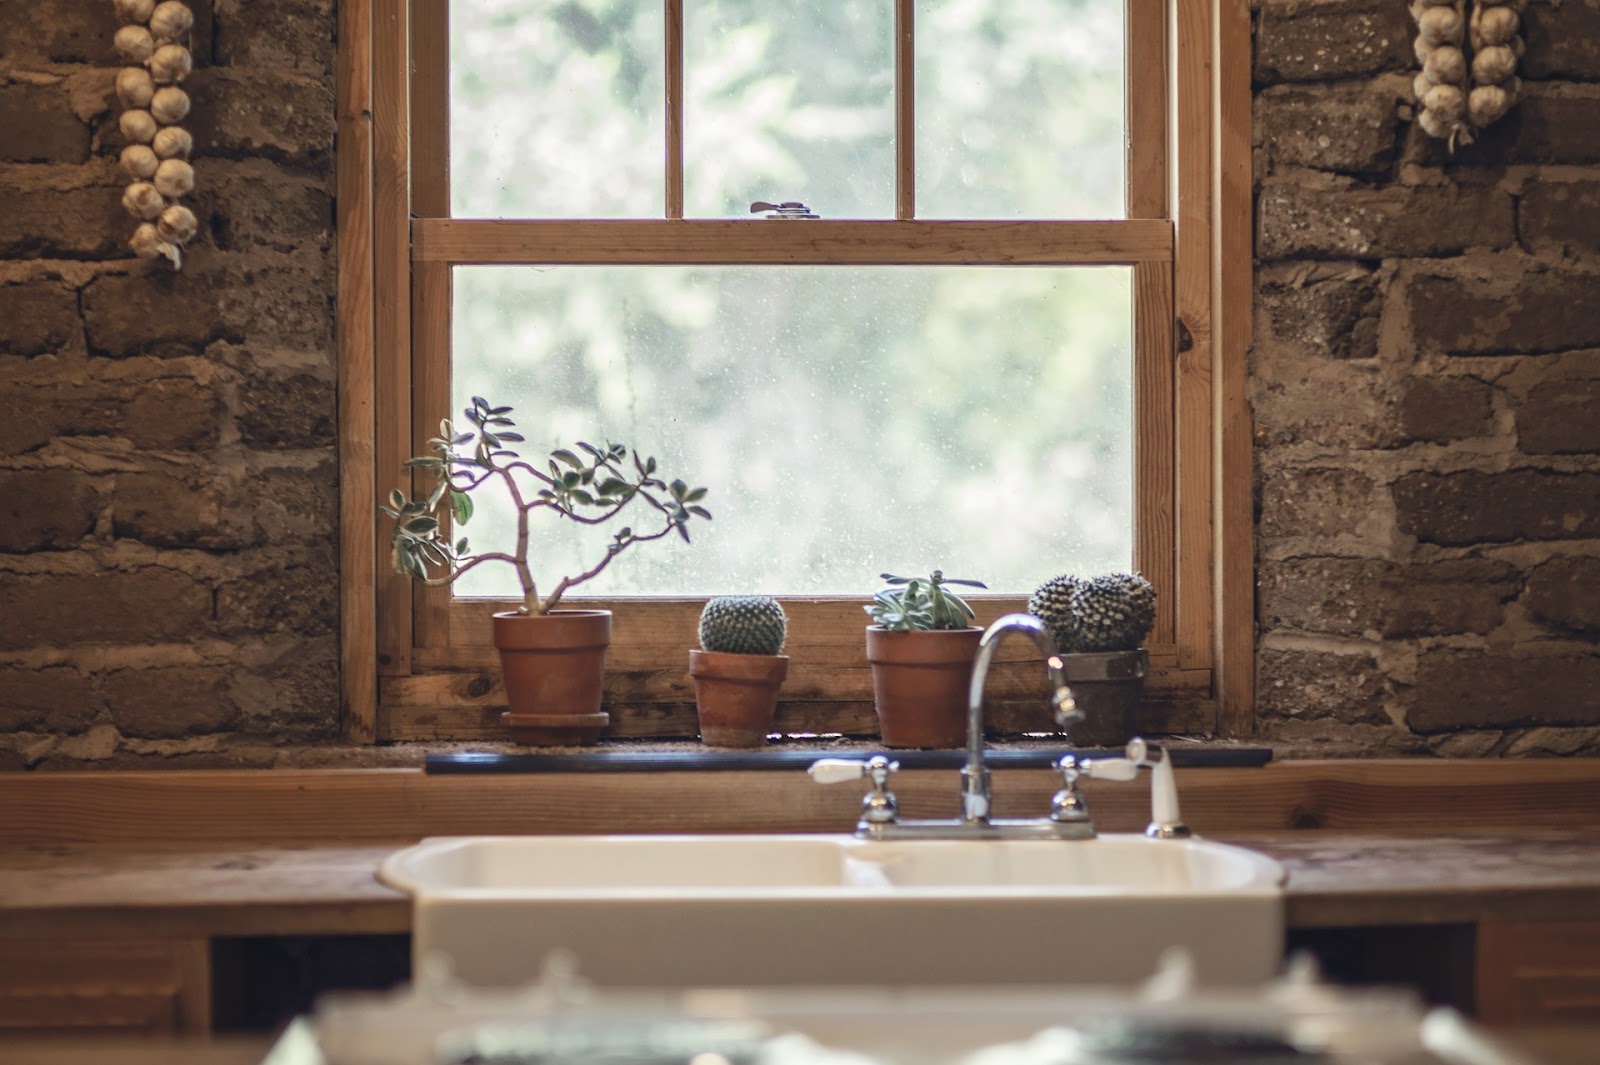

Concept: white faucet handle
[[1082, 757, 1139, 782], [808, 758, 870, 785]]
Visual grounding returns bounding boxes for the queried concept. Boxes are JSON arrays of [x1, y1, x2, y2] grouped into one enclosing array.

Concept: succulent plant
[[1029, 572, 1156, 653], [866, 571, 987, 632], [383, 396, 710, 616], [699, 595, 788, 656]]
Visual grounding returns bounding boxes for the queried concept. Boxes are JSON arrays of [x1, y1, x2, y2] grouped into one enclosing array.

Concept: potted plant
[[689, 595, 789, 748], [864, 571, 987, 748], [384, 396, 710, 746], [1028, 572, 1156, 747]]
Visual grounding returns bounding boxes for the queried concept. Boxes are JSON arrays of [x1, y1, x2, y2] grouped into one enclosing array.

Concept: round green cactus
[[698, 595, 788, 655], [1029, 572, 1155, 653]]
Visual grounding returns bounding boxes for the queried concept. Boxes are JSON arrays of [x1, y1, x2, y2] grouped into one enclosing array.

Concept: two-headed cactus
[[1029, 572, 1156, 654], [698, 595, 787, 656]]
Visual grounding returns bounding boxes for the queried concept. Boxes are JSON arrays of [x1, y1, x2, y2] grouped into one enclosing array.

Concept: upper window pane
[[451, 265, 1133, 598], [685, 0, 894, 219], [451, 1, 665, 218], [916, 0, 1127, 219]]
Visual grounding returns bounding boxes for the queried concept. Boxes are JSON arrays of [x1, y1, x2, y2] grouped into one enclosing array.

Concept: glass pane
[[917, 0, 1126, 219], [451, 1, 664, 218], [685, 0, 894, 218], [451, 265, 1132, 597]]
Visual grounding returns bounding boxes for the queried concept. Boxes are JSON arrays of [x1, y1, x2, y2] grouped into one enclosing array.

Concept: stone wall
[[1, 2, 1596, 767], [1252, 0, 1600, 755], [0, 1, 341, 767]]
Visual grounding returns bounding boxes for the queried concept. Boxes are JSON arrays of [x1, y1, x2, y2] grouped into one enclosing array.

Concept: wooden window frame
[[336, 0, 1254, 743]]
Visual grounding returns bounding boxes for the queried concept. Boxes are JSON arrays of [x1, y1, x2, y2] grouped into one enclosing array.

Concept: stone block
[[1259, 467, 1382, 543], [236, 371, 335, 449], [249, 463, 338, 545], [0, 570, 212, 649], [0, 186, 128, 260], [207, 162, 334, 252], [113, 468, 251, 550], [0, 470, 98, 552], [105, 666, 237, 739], [187, 69, 335, 164], [1256, 266, 1383, 360], [1410, 651, 1600, 731], [1409, 271, 1600, 357], [212, 0, 335, 72], [0, 281, 81, 357], [0, 85, 90, 164], [1524, 556, 1600, 637], [1255, 0, 1413, 84], [1257, 183, 1514, 261], [230, 641, 339, 741], [0, 666, 98, 733], [1517, 377, 1600, 455], [1399, 376, 1495, 443], [82, 270, 221, 357], [1519, 181, 1600, 259], [1260, 557, 1519, 638], [0, 0, 119, 64], [1506, 86, 1600, 166], [1395, 470, 1600, 546], [1523, 1, 1600, 82], [1255, 81, 1400, 175], [1256, 648, 1389, 724], [123, 379, 222, 451], [216, 552, 337, 637]]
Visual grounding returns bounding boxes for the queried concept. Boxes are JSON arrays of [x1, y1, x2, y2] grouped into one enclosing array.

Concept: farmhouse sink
[[380, 834, 1284, 989]]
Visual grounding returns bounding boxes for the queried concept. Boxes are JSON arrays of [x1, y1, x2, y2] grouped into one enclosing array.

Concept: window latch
[[750, 201, 819, 219]]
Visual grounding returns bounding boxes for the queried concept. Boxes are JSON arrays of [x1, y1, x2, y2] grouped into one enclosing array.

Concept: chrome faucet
[[810, 613, 1090, 841], [960, 613, 1078, 822]]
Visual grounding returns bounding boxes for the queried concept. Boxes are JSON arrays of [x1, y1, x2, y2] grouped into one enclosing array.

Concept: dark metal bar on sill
[[425, 746, 1273, 775]]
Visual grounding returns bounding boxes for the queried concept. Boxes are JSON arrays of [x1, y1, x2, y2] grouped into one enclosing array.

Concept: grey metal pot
[[1059, 648, 1148, 748]]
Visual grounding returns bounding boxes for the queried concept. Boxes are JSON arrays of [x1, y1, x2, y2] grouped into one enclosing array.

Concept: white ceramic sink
[[380, 833, 1284, 989]]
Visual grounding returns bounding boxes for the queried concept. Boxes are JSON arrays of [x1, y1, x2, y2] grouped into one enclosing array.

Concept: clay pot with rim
[[865, 625, 983, 748], [689, 649, 789, 748], [1058, 647, 1148, 748], [493, 609, 612, 746]]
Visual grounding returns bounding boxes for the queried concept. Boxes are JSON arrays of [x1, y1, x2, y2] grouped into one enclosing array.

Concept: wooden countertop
[[3, 830, 1600, 939]]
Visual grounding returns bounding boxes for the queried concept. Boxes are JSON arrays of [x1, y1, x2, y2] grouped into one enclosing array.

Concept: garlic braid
[[1468, 0, 1526, 129], [1412, 1, 1473, 151], [114, 0, 198, 269]]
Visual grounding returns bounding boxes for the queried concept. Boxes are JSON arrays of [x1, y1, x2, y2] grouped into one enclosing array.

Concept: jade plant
[[865, 571, 987, 631], [383, 396, 710, 615], [1028, 572, 1156, 653]]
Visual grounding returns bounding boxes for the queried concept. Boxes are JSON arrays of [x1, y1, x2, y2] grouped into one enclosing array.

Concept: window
[[338, 0, 1253, 743]]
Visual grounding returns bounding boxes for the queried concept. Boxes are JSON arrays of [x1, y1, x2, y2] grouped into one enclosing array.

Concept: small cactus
[[1029, 572, 1155, 653], [698, 595, 788, 655]]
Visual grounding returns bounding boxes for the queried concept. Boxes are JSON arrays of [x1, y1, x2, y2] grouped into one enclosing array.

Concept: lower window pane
[[450, 265, 1132, 597]]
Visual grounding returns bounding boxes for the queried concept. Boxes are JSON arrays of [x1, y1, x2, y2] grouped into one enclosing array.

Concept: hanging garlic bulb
[[148, 43, 192, 84], [1467, 0, 1525, 129], [152, 126, 193, 160], [120, 144, 159, 180], [115, 67, 155, 109], [149, 1, 194, 42], [153, 158, 195, 198], [122, 182, 165, 220], [150, 86, 190, 124], [119, 108, 158, 144], [1411, 0, 1473, 151], [114, 24, 155, 62], [115, 0, 155, 22], [157, 204, 198, 244], [129, 222, 164, 258]]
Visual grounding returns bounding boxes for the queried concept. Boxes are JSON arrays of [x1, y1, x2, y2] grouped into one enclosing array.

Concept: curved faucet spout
[[960, 613, 1073, 823]]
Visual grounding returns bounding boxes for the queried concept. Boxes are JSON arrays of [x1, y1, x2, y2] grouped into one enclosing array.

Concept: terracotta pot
[[493, 610, 612, 746], [689, 650, 790, 748], [1060, 648, 1148, 748], [865, 626, 982, 749]]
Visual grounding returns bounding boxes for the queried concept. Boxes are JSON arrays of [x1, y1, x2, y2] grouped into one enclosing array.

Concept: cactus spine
[[1029, 572, 1155, 653]]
